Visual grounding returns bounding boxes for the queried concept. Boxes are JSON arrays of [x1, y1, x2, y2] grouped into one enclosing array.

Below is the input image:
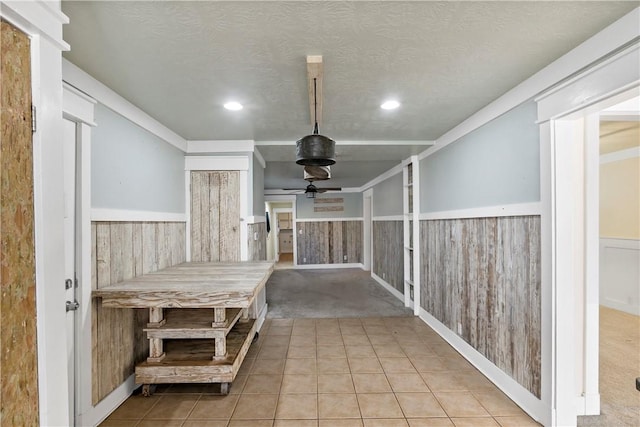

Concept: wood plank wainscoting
[[373, 220, 404, 294], [91, 221, 186, 404], [0, 20, 39, 425], [420, 215, 542, 397], [296, 220, 362, 265], [247, 222, 267, 261]]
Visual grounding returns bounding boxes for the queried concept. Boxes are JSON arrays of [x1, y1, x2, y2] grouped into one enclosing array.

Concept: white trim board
[[246, 216, 266, 224], [62, 83, 97, 126], [296, 217, 363, 223], [91, 208, 186, 222], [78, 375, 136, 427], [418, 308, 549, 426], [184, 155, 250, 171], [62, 59, 187, 151], [419, 202, 542, 221], [255, 140, 434, 146], [186, 140, 254, 153], [295, 263, 363, 270], [0, 0, 70, 50], [372, 215, 404, 221], [600, 146, 640, 164], [371, 273, 404, 303], [360, 161, 406, 192]]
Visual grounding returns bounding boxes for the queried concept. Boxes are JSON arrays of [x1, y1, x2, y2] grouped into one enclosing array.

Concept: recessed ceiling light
[[381, 100, 400, 110], [224, 101, 243, 111]]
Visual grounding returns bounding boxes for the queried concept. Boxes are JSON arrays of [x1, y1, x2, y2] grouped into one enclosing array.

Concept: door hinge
[[31, 104, 36, 133]]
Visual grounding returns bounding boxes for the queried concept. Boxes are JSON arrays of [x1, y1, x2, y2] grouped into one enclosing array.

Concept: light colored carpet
[[578, 306, 640, 426], [265, 268, 413, 319]]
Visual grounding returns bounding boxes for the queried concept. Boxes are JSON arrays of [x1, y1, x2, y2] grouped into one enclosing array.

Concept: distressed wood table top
[[93, 261, 274, 308]]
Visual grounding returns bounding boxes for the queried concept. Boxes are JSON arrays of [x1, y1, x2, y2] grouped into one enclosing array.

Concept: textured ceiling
[[61, 1, 638, 189]]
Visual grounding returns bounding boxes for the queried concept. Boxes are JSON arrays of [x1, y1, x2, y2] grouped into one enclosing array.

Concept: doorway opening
[[265, 199, 295, 269], [577, 96, 640, 426]]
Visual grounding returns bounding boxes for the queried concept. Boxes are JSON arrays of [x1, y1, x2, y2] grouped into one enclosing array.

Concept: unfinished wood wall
[[372, 221, 404, 294], [419, 216, 541, 397], [190, 171, 240, 262], [247, 222, 267, 261], [296, 221, 362, 265], [0, 20, 39, 425], [91, 221, 186, 404]]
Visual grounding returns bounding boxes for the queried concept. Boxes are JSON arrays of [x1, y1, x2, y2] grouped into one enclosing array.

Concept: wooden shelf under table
[[136, 319, 257, 385], [144, 308, 244, 340]]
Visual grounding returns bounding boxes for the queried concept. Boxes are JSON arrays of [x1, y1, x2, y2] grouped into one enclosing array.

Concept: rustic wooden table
[[93, 261, 274, 395]]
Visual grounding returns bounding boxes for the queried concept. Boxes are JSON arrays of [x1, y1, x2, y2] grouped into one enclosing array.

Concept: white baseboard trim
[[294, 263, 363, 270], [91, 208, 186, 222], [576, 393, 601, 416], [371, 273, 404, 302], [418, 307, 550, 426], [78, 374, 136, 427]]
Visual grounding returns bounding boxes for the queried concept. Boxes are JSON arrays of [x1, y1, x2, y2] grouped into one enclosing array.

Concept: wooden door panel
[[190, 171, 240, 262]]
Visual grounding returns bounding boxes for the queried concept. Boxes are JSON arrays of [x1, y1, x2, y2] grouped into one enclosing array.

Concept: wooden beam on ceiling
[[307, 55, 323, 128]]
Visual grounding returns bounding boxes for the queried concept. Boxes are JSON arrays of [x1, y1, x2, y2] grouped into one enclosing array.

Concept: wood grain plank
[[418, 216, 541, 397], [208, 171, 220, 261], [219, 171, 240, 261], [190, 172, 202, 262]]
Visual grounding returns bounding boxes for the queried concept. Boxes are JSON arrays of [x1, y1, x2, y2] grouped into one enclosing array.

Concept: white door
[[63, 118, 79, 424]]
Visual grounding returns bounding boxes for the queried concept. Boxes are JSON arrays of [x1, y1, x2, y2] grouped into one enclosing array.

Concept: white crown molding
[[296, 217, 363, 223], [372, 215, 404, 221], [254, 148, 266, 169], [91, 208, 186, 222], [186, 140, 254, 153], [416, 8, 640, 162], [265, 194, 296, 202], [62, 59, 187, 152], [184, 155, 249, 171], [419, 202, 542, 221], [359, 160, 407, 192], [0, 1, 69, 50], [255, 140, 434, 146], [600, 146, 640, 164]]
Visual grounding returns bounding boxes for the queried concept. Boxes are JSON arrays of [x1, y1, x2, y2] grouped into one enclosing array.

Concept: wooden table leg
[[147, 307, 166, 362], [212, 307, 226, 327]]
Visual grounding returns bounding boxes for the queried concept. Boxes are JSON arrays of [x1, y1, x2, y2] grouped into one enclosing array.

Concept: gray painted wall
[[296, 193, 363, 219], [372, 172, 403, 216], [92, 103, 185, 213], [420, 101, 540, 213], [253, 154, 265, 216]]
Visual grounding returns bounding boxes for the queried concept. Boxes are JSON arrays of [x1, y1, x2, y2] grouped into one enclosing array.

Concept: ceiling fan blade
[[317, 187, 342, 193]]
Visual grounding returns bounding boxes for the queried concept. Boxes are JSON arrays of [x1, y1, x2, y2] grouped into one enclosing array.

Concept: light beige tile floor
[[100, 317, 541, 427]]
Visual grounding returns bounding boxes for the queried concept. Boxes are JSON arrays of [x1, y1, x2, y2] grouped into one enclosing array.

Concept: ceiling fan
[[283, 182, 342, 198]]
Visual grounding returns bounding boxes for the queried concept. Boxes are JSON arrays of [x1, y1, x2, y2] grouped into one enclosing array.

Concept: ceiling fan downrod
[[296, 77, 336, 166]]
